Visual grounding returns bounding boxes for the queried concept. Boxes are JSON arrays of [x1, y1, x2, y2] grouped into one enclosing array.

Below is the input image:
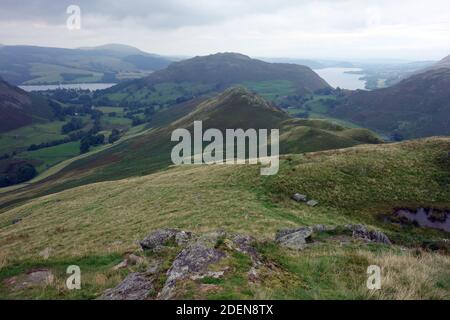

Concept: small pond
[[393, 208, 450, 233]]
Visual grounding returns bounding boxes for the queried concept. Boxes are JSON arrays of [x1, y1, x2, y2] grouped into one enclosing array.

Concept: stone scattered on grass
[[307, 200, 319, 207], [292, 193, 307, 202]]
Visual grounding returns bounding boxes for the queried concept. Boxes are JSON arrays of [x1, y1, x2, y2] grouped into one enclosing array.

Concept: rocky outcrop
[[139, 229, 192, 252], [100, 273, 154, 300], [100, 224, 391, 300]]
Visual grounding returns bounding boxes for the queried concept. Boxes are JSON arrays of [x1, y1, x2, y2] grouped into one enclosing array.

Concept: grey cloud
[[0, 0, 305, 29]]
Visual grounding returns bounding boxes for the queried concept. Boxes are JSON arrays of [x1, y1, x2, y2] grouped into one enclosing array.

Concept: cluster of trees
[[61, 118, 84, 134], [80, 134, 105, 154], [0, 162, 37, 188], [123, 106, 155, 126]]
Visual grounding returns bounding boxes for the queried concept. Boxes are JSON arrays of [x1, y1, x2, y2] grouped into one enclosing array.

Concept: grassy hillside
[[0, 137, 448, 299], [331, 68, 450, 139], [0, 88, 381, 209]]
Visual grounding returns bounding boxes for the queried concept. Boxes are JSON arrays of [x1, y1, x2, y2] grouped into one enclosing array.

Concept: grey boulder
[[139, 229, 192, 251], [292, 193, 307, 202], [275, 227, 313, 250]]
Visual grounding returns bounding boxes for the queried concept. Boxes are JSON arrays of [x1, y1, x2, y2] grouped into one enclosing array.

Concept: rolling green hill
[[0, 137, 448, 299], [0, 44, 172, 85], [101, 52, 331, 108]]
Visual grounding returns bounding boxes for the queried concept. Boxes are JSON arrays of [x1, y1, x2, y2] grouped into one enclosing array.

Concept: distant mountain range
[[0, 77, 53, 133], [331, 55, 450, 139], [0, 44, 172, 85]]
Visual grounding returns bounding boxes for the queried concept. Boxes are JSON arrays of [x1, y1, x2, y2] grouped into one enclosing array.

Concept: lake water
[[314, 68, 366, 90], [19, 83, 117, 92]]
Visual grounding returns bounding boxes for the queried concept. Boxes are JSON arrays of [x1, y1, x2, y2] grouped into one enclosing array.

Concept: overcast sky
[[1, 0, 450, 61]]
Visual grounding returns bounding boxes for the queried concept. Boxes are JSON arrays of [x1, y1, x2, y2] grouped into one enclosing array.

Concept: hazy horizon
[[1, 0, 450, 61]]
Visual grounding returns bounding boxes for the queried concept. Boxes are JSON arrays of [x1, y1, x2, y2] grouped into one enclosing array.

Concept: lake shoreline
[[19, 83, 117, 92], [313, 67, 367, 90]]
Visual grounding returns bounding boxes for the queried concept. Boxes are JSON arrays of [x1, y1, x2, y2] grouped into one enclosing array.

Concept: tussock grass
[[360, 249, 450, 300]]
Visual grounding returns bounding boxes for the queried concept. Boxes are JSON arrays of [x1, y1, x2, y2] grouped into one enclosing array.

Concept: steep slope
[[0, 137, 448, 299], [417, 54, 450, 73], [0, 44, 172, 85], [0, 77, 54, 133], [0, 88, 380, 208], [331, 68, 450, 139], [102, 52, 330, 107]]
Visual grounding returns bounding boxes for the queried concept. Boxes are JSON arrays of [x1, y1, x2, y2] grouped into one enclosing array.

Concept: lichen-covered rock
[[139, 229, 192, 251], [158, 242, 225, 300], [100, 273, 154, 300], [346, 224, 392, 245], [275, 227, 313, 250]]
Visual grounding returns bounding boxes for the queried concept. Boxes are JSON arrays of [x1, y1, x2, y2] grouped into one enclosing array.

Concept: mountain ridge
[[331, 67, 450, 139], [0, 78, 54, 133], [100, 52, 331, 109]]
